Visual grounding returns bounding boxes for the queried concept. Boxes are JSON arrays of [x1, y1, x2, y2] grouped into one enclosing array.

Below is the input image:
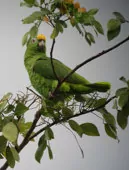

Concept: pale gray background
[[0, 0, 129, 170]]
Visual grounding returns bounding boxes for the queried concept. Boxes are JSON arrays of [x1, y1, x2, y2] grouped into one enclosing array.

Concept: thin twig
[[62, 124, 84, 158], [28, 97, 39, 108], [26, 87, 42, 99], [18, 109, 41, 151], [91, 111, 104, 121], [50, 39, 60, 81], [63, 36, 129, 83]]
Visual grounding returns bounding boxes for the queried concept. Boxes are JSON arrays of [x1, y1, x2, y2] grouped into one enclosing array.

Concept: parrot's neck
[[24, 49, 46, 73]]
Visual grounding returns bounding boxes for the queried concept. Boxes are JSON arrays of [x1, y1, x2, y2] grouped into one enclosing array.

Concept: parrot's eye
[[31, 38, 37, 44]]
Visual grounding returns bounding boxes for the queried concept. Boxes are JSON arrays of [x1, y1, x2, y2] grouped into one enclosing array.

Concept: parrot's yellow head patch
[[37, 34, 46, 41]]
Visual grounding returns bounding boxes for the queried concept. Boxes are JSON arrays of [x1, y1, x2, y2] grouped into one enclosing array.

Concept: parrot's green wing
[[33, 56, 110, 93], [33, 57, 89, 84]]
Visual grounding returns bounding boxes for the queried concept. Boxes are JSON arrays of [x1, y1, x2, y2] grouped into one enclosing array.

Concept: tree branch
[[52, 35, 129, 95], [29, 95, 116, 140], [50, 39, 60, 82], [18, 110, 41, 151], [26, 87, 42, 99], [63, 36, 129, 82]]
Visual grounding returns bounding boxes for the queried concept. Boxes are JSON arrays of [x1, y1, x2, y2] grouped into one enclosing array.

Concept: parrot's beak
[[38, 40, 45, 51]]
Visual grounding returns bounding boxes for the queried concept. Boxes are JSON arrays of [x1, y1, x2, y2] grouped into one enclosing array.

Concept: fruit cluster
[[64, 0, 86, 13], [58, 0, 86, 15], [43, 0, 87, 24]]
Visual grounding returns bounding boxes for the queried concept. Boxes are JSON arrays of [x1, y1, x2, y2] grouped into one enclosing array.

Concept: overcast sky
[[0, 0, 129, 170]]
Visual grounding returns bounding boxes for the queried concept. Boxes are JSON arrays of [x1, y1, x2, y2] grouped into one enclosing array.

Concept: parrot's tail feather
[[67, 82, 111, 94], [86, 82, 111, 92]]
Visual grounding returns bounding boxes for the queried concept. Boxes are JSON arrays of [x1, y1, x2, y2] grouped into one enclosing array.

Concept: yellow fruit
[[43, 16, 49, 22], [78, 7, 86, 13], [70, 17, 75, 24], [74, 2, 80, 9], [60, 5, 67, 14]]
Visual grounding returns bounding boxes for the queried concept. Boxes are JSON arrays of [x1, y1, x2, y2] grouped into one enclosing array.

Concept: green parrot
[[24, 34, 110, 98]]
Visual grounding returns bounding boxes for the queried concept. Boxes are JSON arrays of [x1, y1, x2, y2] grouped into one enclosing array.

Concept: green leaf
[[85, 32, 91, 45], [119, 77, 129, 87], [0, 93, 12, 112], [2, 116, 14, 127], [26, 36, 31, 47], [76, 24, 83, 36], [103, 112, 116, 126], [18, 121, 32, 134], [113, 12, 125, 23], [94, 98, 107, 108], [62, 107, 73, 117], [22, 11, 42, 24], [34, 0, 40, 7], [50, 27, 59, 39], [47, 145, 53, 160], [119, 76, 127, 83], [35, 142, 47, 163], [14, 102, 29, 116], [56, 22, 63, 33], [88, 8, 99, 15], [112, 99, 118, 110], [24, 0, 35, 5], [40, 8, 50, 15], [0, 136, 7, 153], [20, 2, 33, 7], [83, 14, 94, 26], [107, 19, 121, 31], [2, 122, 18, 142], [22, 32, 29, 46], [117, 110, 128, 129], [74, 95, 87, 102], [10, 147, 20, 162], [29, 25, 38, 38], [87, 32, 95, 43], [6, 146, 15, 168], [45, 127, 54, 140], [0, 117, 3, 131], [107, 26, 121, 41], [4, 104, 15, 114], [93, 20, 104, 35], [59, 20, 67, 28], [127, 81, 129, 87], [40, 0, 45, 5], [97, 107, 109, 114], [116, 87, 128, 97], [104, 123, 117, 139], [121, 102, 129, 117], [107, 18, 121, 40], [118, 93, 129, 108], [38, 134, 46, 146], [69, 120, 83, 137], [80, 123, 100, 136]]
